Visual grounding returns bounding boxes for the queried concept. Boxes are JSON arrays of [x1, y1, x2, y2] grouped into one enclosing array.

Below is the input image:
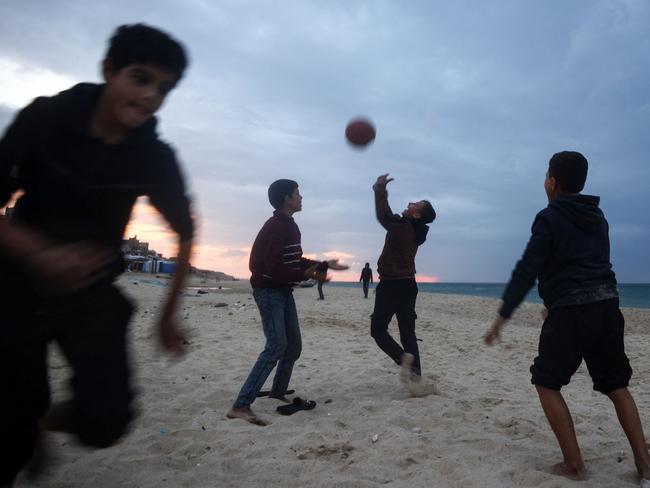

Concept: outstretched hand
[[304, 264, 328, 282], [327, 259, 349, 271], [375, 174, 394, 187], [157, 314, 188, 357], [484, 315, 507, 346], [27, 241, 114, 296]]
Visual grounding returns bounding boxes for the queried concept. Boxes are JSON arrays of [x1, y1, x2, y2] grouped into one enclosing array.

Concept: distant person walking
[[359, 263, 373, 298]]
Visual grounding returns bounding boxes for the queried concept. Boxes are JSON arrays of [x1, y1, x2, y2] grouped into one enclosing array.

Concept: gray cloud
[[1, 0, 648, 280]]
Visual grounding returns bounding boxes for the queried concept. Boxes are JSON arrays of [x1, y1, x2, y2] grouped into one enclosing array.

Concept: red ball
[[345, 118, 376, 147]]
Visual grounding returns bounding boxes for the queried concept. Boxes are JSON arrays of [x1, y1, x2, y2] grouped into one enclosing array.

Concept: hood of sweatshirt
[[53, 83, 160, 146], [549, 194, 604, 233], [409, 219, 429, 245]]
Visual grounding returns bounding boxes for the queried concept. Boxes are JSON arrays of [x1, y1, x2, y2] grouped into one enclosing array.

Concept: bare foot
[[399, 353, 414, 386], [551, 462, 587, 481], [226, 405, 267, 426]]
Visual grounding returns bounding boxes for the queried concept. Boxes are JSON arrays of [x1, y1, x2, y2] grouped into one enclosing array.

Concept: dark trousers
[[317, 281, 324, 300], [0, 284, 134, 484], [362, 280, 370, 298], [370, 278, 420, 375]]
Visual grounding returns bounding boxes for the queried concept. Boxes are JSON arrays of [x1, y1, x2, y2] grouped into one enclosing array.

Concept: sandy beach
[[18, 273, 650, 487]]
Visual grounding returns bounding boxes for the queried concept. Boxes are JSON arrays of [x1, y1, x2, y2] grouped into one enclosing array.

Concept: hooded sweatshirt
[[499, 194, 618, 319], [0, 83, 194, 287], [374, 183, 429, 280]]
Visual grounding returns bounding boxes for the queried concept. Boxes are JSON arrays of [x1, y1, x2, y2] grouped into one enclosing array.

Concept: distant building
[[121, 235, 149, 256]]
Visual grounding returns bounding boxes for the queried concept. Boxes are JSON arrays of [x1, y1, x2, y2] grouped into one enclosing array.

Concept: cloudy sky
[[1, 0, 649, 281]]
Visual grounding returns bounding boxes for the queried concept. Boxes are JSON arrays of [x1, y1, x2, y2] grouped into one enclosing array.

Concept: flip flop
[[256, 389, 295, 398], [276, 397, 317, 416]]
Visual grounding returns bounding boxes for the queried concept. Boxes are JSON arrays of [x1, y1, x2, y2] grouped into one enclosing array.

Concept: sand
[[15, 273, 650, 487]]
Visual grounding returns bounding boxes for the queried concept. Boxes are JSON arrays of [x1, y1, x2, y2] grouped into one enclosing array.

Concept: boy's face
[[402, 201, 426, 219], [544, 170, 557, 202], [284, 187, 303, 214], [102, 60, 178, 129]]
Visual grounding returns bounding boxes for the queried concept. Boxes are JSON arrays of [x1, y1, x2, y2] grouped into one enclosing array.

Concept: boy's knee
[[595, 378, 631, 396], [370, 325, 382, 339], [268, 341, 289, 361], [1, 418, 40, 484], [77, 409, 133, 448], [287, 346, 301, 361], [370, 315, 389, 338], [589, 359, 632, 395]]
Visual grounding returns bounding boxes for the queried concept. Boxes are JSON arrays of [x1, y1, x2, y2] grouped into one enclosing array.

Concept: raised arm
[[372, 173, 395, 229]]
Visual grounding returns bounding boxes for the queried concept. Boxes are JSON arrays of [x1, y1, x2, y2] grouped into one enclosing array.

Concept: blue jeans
[[234, 288, 302, 407]]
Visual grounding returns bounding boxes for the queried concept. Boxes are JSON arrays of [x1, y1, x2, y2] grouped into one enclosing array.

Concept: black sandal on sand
[[276, 397, 316, 416], [257, 389, 295, 398]]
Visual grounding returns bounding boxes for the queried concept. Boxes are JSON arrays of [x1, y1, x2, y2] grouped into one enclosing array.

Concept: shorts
[[530, 298, 632, 394]]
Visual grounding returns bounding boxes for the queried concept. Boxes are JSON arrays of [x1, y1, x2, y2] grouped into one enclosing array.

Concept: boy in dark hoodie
[[370, 174, 435, 386], [484, 152, 650, 484], [0, 24, 193, 485]]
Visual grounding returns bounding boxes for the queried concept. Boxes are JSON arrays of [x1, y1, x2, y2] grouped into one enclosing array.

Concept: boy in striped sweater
[[227, 179, 347, 425]]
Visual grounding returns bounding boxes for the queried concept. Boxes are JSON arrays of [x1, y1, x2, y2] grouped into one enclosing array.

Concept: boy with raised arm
[[370, 174, 435, 387]]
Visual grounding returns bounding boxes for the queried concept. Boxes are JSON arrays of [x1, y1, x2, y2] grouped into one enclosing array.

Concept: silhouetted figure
[[359, 262, 373, 298], [369, 174, 435, 383], [484, 151, 650, 482], [0, 24, 194, 485], [317, 279, 325, 300]]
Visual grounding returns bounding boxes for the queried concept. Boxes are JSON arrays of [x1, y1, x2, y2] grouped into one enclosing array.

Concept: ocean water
[[329, 282, 650, 309]]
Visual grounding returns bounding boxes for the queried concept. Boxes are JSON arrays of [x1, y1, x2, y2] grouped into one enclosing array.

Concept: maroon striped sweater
[[249, 210, 324, 288]]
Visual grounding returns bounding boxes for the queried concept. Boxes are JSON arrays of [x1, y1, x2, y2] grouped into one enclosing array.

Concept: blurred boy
[[0, 24, 194, 485], [227, 179, 347, 425], [370, 174, 435, 386], [484, 151, 650, 484]]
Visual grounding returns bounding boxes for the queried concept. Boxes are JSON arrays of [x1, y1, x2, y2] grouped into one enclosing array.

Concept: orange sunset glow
[[126, 200, 441, 282]]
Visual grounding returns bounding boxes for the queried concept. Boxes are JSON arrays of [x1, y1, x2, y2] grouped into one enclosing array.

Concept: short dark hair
[[419, 200, 436, 224], [548, 151, 588, 193], [268, 179, 298, 209], [106, 24, 188, 80]]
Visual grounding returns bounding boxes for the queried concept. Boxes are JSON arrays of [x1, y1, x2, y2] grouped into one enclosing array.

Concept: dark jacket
[[0, 83, 194, 287], [499, 194, 618, 319], [374, 183, 429, 280], [249, 210, 324, 288], [360, 267, 373, 283], [0, 83, 193, 245]]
